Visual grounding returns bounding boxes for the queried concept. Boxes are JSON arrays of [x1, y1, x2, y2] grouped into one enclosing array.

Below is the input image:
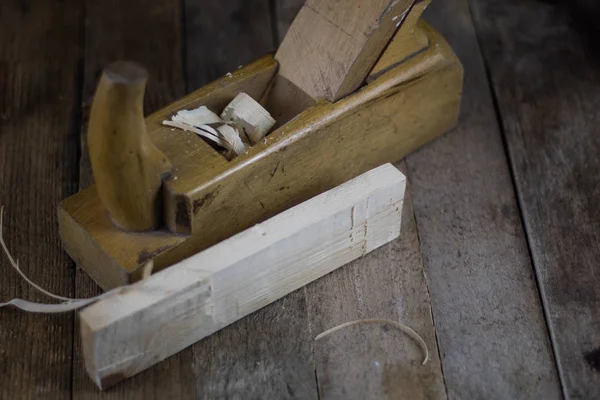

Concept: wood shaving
[[163, 93, 275, 159], [221, 93, 275, 144], [0, 206, 78, 303], [217, 124, 247, 155], [171, 106, 222, 126], [0, 206, 141, 313], [163, 120, 227, 148], [141, 260, 154, 280], [315, 318, 430, 365]]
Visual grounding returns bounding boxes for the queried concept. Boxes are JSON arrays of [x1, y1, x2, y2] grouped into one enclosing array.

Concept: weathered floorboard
[[469, 0, 600, 397], [184, 0, 275, 91], [183, 2, 318, 398], [71, 0, 193, 398], [306, 176, 447, 400], [0, 1, 82, 399], [274, 2, 447, 398], [404, 1, 563, 398]]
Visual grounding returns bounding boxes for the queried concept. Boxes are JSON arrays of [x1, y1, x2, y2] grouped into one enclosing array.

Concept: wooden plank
[[0, 1, 82, 399], [403, 1, 563, 398], [80, 164, 406, 389], [275, 0, 414, 102], [468, 0, 600, 396], [189, 295, 317, 399], [71, 0, 194, 398], [183, 3, 318, 398], [184, 0, 274, 91], [305, 163, 447, 399]]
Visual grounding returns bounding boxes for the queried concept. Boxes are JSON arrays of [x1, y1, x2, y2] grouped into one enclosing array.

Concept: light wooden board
[[275, 0, 414, 102], [80, 164, 406, 389], [468, 0, 600, 396], [403, 1, 563, 398], [0, 2, 82, 399], [71, 1, 195, 398]]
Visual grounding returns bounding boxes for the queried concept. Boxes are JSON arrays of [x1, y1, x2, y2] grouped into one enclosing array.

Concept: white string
[[315, 318, 430, 365]]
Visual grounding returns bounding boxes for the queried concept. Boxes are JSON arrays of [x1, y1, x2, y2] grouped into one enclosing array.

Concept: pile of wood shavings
[[163, 92, 275, 159]]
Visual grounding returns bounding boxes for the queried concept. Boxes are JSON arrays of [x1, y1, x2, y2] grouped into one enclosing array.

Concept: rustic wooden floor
[[1, 0, 599, 398]]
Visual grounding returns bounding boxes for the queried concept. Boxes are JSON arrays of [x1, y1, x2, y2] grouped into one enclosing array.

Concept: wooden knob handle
[[88, 61, 172, 231]]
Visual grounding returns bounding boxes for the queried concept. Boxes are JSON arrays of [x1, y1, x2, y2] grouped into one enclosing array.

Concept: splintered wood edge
[[79, 163, 406, 389]]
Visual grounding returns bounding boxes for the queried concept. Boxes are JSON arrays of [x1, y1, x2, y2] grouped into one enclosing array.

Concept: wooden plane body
[[58, 19, 463, 290]]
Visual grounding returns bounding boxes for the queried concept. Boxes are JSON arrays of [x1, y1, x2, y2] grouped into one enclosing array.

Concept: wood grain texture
[[468, 0, 600, 397], [275, 0, 414, 102], [184, 0, 275, 91], [188, 293, 317, 399], [306, 164, 446, 400], [80, 164, 406, 389], [71, 0, 195, 398], [404, 1, 562, 398], [0, 1, 82, 399]]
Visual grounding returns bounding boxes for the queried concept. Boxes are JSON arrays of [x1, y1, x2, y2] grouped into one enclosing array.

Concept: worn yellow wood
[[88, 61, 172, 231], [58, 22, 463, 290], [275, 0, 415, 102], [369, 0, 431, 81], [58, 55, 278, 290]]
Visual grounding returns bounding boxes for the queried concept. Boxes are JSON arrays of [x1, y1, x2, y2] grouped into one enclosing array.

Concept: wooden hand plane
[[58, 0, 463, 290]]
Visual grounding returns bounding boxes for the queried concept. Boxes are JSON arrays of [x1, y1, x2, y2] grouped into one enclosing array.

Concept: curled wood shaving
[[217, 124, 247, 155], [172, 106, 222, 126], [163, 120, 228, 148], [315, 319, 430, 365], [0, 206, 141, 313], [0, 206, 78, 303], [0, 297, 100, 313], [163, 93, 275, 158], [221, 93, 275, 144], [163, 110, 246, 156]]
